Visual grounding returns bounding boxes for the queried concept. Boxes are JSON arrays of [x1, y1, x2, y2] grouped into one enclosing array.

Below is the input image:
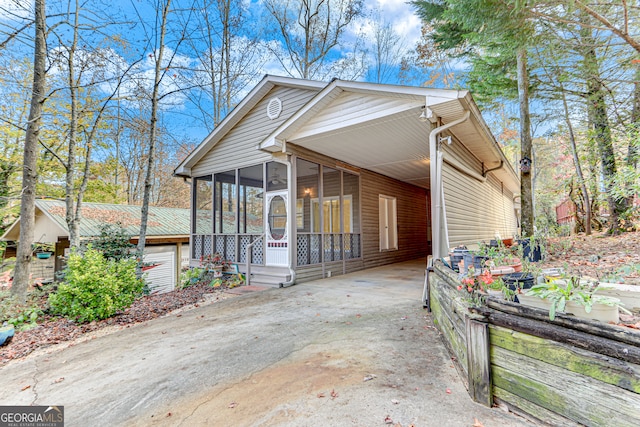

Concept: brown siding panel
[[361, 169, 428, 269]]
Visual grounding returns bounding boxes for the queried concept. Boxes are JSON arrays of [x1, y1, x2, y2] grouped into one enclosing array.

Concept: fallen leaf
[[363, 374, 377, 382], [166, 412, 172, 417], [473, 418, 484, 427], [391, 399, 399, 404], [356, 314, 362, 318], [446, 388, 452, 394], [21, 385, 31, 391], [330, 389, 338, 399], [384, 415, 393, 424], [228, 402, 238, 408], [317, 392, 325, 398], [53, 377, 64, 384]]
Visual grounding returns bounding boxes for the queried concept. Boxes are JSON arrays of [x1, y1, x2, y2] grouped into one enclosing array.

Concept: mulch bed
[[0, 283, 232, 365]]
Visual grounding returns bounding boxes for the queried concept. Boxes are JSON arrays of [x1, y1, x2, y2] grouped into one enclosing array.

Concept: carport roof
[[174, 76, 519, 194]]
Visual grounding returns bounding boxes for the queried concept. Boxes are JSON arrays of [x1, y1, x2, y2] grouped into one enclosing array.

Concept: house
[[1, 199, 190, 293], [174, 76, 520, 286]]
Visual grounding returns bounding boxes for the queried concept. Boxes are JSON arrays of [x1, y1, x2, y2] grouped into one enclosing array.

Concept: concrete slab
[[0, 259, 534, 426]]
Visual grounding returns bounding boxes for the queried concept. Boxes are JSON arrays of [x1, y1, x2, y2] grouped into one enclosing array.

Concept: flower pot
[[518, 238, 542, 262], [449, 248, 469, 273], [516, 293, 551, 310], [35, 252, 52, 259], [490, 266, 515, 277], [566, 301, 620, 323], [463, 254, 489, 272], [209, 266, 223, 278], [504, 272, 535, 292]]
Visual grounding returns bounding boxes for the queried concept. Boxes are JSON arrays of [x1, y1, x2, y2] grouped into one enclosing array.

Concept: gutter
[[429, 110, 471, 262], [279, 155, 297, 288]]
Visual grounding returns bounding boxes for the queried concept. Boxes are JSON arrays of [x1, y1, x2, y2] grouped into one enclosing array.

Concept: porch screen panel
[[215, 170, 236, 234], [193, 176, 213, 259], [323, 167, 342, 261], [343, 172, 360, 259], [239, 164, 264, 234], [296, 159, 320, 266]]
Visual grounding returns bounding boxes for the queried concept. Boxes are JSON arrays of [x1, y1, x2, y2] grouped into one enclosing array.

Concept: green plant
[[48, 247, 144, 323], [0, 283, 54, 330], [180, 267, 204, 288], [199, 253, 230, 271], [525, 277, 628, 321], [86, 223, 136, 262]]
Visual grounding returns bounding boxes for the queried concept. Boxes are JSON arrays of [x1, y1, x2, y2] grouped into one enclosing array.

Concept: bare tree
[[12, 0, 46, 303], [184, 0, 265, 129], [263, 0, 364, 79], [365, 11, 406, 84]]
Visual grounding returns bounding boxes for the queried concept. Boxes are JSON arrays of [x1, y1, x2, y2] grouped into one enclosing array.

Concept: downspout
[[279, 145, 297, 288], [429, 110, 470, 262]]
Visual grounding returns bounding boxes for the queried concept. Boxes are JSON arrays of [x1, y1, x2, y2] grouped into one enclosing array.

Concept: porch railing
[[297, 233, 361, 266], [192, 234, 264, 265]]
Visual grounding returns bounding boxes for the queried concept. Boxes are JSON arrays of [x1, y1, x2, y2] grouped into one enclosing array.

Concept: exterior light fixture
[[520, 156, 532, 174], [418, 106, 431, 122]]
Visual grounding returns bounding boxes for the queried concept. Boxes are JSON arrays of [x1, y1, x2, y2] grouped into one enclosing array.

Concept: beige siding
[[442, 145, 518, 248], [361, 169, 428, 269], [191, 86, 319, 176]]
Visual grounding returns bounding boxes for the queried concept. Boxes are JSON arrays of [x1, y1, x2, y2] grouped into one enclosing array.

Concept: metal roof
[[34, 199, 190, 238]]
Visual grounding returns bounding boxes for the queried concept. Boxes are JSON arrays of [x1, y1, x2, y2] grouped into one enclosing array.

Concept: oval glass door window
[[268, 196, 287, 240]]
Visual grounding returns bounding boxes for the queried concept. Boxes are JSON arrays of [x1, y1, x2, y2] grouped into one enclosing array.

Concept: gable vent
[[267, 97, 282, 120]]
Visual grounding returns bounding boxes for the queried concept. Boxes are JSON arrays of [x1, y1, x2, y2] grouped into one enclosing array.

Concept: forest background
[[1, 0, 638, 297]]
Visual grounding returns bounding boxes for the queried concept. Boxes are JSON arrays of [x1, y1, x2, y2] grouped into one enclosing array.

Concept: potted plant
[[520, 277, 628, 322], [32, 243, 54, 259], [200, 253, 230, 278]]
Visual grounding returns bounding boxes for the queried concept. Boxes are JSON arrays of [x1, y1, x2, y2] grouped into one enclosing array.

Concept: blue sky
[[0, 0, 429, 145]]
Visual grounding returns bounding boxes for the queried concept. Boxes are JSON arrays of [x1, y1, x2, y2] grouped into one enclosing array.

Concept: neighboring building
[[174, 76, 520, 286], [556, 198, 577, 231], [1, 199, 190, 293]]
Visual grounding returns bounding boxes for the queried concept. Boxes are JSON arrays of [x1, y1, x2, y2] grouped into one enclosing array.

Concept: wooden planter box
[[427, 261, 640, 426]]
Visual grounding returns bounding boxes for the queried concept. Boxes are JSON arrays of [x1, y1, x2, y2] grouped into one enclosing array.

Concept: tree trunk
[[561, 90, 591, 235], [580, 21, 624, 234], [65, 0, 80, 248], [12, 0, 47, 303], [138, 0, 170, 255], [627, 67, 639, 210], [516, 48, 534, 237]]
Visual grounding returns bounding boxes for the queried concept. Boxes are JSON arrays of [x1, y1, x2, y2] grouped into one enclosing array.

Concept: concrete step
[[232, 264, 290, 287]]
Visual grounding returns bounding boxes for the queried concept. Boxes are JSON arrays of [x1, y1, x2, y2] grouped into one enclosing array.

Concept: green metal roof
[[36, 199, 190, 238]]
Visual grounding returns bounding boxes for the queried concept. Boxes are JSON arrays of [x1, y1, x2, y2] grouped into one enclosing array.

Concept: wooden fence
[[427, 261, 640, 426]]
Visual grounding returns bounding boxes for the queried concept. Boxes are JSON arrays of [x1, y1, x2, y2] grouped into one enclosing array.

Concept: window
[[379, 195, 397, 251], [311, 196, 353, 233], [193, 176, 213, 234], [296, 199, 304, 229]]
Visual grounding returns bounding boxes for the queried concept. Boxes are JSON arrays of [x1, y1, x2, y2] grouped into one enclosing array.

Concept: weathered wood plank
[[466, 317, 492, 407], [492, 351, 640, 427], [430, 279, 469, 379], [484, 299, 640, 347], [490, 325, 640, 393], [493, 387, 579, 427], [482, 307, 640, 365]]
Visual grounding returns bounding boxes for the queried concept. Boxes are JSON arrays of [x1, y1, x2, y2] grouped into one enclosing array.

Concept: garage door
[[143, 251, 175, 294]]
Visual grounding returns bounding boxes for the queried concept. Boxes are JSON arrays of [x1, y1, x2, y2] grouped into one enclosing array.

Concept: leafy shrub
[[0, 285, 50, 331], [49, 248, 144, 322], [85, 223, 136, 262]]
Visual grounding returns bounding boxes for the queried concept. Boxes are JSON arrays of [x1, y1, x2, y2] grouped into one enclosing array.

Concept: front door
[[265, 191, 288, 266]]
